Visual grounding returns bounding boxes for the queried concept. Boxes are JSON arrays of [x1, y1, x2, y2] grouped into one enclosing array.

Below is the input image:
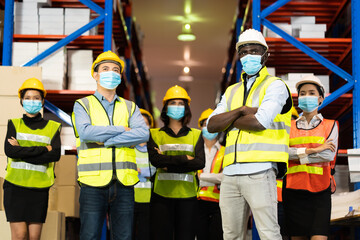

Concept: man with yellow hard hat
[[72, 51, 149, 240], [207, 29, 292, 239]]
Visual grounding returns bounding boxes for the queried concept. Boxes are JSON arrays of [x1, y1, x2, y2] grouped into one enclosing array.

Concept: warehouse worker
[[72, 51, 149, 240], [4, 78, 61, 240], [133, 109, 156, 240], [196, 108, 224, 240], [207, 28, 292, 240], [283, 75, 338, 239], [147, 85, 205, 240]]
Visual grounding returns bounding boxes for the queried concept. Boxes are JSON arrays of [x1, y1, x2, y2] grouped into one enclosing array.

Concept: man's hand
[[8, 137, 19, 146], [186, 155, 194, 161], [124, 127, 131, 131], [46, 145, 52, 151], [239, 106, 258, 116]]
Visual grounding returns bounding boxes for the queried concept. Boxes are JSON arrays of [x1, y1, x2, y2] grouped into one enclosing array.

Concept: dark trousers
[[133, 202, 150, 240], [150, 193, 198, 240], [196, 199, 223, 240]]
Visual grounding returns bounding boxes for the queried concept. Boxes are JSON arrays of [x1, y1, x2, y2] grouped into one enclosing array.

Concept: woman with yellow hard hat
[[196, 108, 224, 240], [283, 75, 338, 239], [147, 85, 205, 240], [3, 78, 61, 240]]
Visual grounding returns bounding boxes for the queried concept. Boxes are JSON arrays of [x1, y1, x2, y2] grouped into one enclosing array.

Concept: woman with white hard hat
[[282, 74, 338, 239], [3, 78, 61, 240], [147, 85, 205, 240]]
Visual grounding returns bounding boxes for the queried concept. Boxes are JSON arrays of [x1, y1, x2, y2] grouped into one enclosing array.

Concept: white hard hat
[[236, 28, 268, 52], [296, 74, 326, 96]]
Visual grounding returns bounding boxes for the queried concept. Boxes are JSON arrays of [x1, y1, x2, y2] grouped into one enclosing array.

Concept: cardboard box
[[55, 155, 78, 186], [56, 185, 80, 217], [0, 177, 4, 210], [14, 2, 38, 16], [331, 190, 360, 220], [0, 155, 6, 178], [299, 31, 325, 38], [39, 8, 64, 15], [300, 24, 326, 32], [0, 96, 26, 125], [0, 211, 65, 240]]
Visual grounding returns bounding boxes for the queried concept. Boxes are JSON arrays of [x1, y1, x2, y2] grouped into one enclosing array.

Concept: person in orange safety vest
[[283, 74, 338, 239], [196, 108, 224, 240]]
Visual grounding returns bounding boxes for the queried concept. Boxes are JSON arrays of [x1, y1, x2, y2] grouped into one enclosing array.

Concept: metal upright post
[[252, 0, 261, 31], [124, 3, 132, 84], [2, 0, 14, 66], [236, 18, 242, 83], [352, 0, 360, 190], [104, 0, 113, 51]]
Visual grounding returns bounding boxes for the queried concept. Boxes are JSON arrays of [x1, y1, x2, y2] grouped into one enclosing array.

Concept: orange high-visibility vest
[[276, 179, 283, 202], [197, 146, 224, 202], [286, 119, 337, 192]]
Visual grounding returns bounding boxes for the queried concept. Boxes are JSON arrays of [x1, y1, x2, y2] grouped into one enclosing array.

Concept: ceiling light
[[183, 66, 190, 73], [178, 75, 194, 82], [177, 22, 196, 41]]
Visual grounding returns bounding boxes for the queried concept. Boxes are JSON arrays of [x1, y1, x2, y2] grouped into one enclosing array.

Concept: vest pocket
[[78, 148, 101, 176]]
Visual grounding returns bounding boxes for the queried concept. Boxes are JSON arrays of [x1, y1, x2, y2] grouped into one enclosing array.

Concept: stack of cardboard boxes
[[263, 16, 327, 39], [39, 8, 64, 35], [38, 42, 67, 90], [49, 155, 80, 218], [67, 50, 96, 90]]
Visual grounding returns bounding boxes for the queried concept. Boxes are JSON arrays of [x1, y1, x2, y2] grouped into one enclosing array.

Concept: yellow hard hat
[[291, 106, 299, 118], [18, 78, 47, 98], [198, 108, 214, 128], [140, 108, 154, 128], [162, 85, 191, 105], [91, 51, 125, 76]]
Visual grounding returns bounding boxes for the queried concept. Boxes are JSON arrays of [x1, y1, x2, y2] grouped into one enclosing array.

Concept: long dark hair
[[160, 99, 192, 126]]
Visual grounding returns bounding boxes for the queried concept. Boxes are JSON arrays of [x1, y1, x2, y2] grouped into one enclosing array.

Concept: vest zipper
[[233, 130, 241, 164], [112, 147, 116, 179]]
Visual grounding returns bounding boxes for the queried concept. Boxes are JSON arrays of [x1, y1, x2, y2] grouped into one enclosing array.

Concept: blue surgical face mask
[[167, 105, 185, 120], [202, 127, 218, 140], [99, 71, 121, 89], [298, 96, 319, 113], [240, 54, 263, 76], [23, 100, 42, 114]]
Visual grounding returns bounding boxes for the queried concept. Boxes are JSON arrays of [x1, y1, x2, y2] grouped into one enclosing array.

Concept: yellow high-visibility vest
[[134, 147, 154, 203], [150, 128, 201, 198], [5, 118, 61, 188], [223, 67, 292, 170], [72, 95, 139, 187]]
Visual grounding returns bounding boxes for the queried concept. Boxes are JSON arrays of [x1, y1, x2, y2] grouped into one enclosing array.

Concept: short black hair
[[20, 89, 44, 100], [297, 83, 324, 98], [141, 113, 153, 128], [238, 43, 267, 54], [94, 60, 122, 73], [160, 99, 192, 126]]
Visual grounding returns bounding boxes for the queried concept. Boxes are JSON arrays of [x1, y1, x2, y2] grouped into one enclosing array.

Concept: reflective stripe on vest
[[135, 181, 152, 189], [223, 67, 292, 168], [150, 128, 201, 198], [5, 118, 60, 188], [72, 95, 139, 187], [11, 162, 47, 173], [286, 118, 336, 192], [158, 173, 194, 182], [198, 146, 224, 202], [159, 144, 194, 153], [16, 132, 51, 144]]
